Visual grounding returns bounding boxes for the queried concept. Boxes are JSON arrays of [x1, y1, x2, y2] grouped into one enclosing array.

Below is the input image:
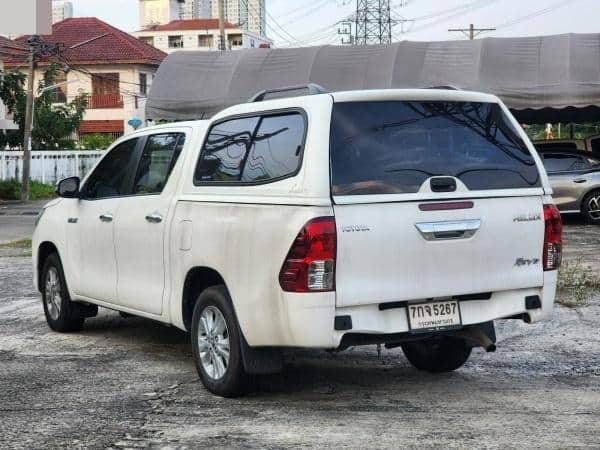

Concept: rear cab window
[[330, 101, 541, 196], [194, 111, 306, 185]]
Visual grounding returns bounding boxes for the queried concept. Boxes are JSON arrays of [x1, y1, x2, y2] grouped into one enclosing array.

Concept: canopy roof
[[146, 33, 600, 123]]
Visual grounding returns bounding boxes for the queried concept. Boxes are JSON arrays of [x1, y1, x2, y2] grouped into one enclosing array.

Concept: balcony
[[87, 93, 124, 109]]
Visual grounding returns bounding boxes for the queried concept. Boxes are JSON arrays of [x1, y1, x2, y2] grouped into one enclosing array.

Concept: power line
[[279, 0, 332, 27], [240, 0, 304, 45], [494, 0, 582, 30], [392, 0, 500, 39]]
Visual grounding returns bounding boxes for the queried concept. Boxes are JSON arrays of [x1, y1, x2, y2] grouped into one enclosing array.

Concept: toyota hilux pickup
[[33, 87, 562, 397]]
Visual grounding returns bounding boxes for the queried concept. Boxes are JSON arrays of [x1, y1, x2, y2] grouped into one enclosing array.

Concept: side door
[[542, 153, 589, 211], [71, 137, 143, 302], [113, 132, 186, 315]]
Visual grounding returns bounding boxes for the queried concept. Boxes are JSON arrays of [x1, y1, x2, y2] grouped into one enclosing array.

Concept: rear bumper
[[274, 271, 557, 349]]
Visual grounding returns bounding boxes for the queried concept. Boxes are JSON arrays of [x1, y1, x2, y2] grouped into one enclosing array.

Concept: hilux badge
[[513, 214, 541, 222], [342, 225, 370, 232]]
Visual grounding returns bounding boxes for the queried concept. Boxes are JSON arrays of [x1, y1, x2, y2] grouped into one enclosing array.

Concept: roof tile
[[6, 17, 166, 67], [139, 19, 239, 32]]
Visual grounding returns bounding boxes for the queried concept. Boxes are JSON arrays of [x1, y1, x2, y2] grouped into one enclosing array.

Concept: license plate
[[407, 300, 462, 333]]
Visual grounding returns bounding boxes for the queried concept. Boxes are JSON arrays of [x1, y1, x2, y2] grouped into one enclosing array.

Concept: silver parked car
[[538, 149, 600, 224]]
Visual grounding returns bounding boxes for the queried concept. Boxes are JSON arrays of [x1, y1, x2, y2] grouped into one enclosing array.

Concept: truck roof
[[132, 88, 501, 137], [331, 88, 500, 104]]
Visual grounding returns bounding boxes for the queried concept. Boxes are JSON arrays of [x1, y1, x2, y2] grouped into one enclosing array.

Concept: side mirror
[[56, 176, 80, 198]]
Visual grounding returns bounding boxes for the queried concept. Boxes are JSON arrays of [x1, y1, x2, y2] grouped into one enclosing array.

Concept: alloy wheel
[[197, 306, 230, 380], [45, 267, 62, 321], [587, 194, 600, 221]]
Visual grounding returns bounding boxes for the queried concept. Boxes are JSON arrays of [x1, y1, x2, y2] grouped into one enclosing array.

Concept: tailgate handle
[[415, 219, 481, 241]]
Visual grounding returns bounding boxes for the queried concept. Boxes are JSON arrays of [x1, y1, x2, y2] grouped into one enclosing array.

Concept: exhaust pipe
[[453, 328, 497, 352]]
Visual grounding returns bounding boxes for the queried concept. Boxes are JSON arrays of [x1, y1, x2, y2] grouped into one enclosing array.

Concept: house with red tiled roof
[[5, 17, 167, 139], [133, 19, 272, 54]]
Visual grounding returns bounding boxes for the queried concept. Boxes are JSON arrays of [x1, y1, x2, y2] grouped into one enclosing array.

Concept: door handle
[[145, 213, 163, 224], [573, 178, 588, 184], [415, 219, 481, 241], [99, 213, 113, 223]]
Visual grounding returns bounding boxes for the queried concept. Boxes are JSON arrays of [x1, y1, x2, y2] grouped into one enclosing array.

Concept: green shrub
[[0, 179, 55, 200], [78, 133, 115, 150]]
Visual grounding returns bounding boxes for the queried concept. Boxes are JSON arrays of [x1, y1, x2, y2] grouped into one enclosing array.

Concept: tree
[[0, 63, 87, 149]]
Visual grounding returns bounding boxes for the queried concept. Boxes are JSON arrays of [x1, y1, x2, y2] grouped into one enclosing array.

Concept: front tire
[[41, 253, 85, 332], [582, 190, 600, 225], [401, 336, 472, 373], [191, 286, 249, 397]]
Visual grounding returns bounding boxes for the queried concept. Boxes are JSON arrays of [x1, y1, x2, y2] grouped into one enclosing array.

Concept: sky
[[70, 0, 600, 46]]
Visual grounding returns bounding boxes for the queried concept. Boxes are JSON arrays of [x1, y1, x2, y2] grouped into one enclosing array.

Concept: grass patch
[[557, 259, 600, 307], [5, 251, 32, 257], [0, 239, 32, 249], [0, 179, 55, 201]]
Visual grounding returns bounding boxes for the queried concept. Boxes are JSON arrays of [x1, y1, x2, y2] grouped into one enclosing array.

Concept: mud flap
[[239, 333, 283, 375], [71, 302, 98, 319]]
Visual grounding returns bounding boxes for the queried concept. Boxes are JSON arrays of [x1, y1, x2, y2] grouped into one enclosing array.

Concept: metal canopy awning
[[146, 33, 600, 123]]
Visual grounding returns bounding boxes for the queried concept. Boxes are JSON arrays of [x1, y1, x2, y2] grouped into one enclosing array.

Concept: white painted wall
[[0, 150, 105, 184], [134, 27, 272, 53]]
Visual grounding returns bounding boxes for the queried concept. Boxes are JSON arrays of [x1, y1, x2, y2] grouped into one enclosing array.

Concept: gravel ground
[[0, 217, 599, 449]]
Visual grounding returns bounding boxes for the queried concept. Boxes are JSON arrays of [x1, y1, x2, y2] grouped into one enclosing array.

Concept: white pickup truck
[[33, 87, 562, 397]]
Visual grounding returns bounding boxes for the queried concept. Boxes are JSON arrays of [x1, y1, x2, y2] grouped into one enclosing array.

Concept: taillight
[[279, 217, 336, 292], [543, 204, 562, 271]]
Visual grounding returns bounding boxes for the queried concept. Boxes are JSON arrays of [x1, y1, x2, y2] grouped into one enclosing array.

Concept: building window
[[50, 70, 67, 103], [89, 73, 123, 109], [228, 34, 243, 48], [168, 35, 184, 48], [198, 34, 214, 48], [140, 36, 154, 47], [139, 73, 148, 96]]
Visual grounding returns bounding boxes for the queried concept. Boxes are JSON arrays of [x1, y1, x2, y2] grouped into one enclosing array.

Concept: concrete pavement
[[0, 223, 599, 448]]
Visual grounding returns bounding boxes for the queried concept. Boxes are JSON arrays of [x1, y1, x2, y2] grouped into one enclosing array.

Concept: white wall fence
[[0, 151, 106, 185]]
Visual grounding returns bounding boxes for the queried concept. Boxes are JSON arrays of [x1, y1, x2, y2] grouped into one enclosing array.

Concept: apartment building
[[207, 0, 266, 37], [134, 18, 271, 53], [52, 1, 74, 24], [139, 0, 267, 37]]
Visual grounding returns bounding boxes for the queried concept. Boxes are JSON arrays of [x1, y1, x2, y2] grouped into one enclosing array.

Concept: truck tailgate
[[334, 196, 544, 307]]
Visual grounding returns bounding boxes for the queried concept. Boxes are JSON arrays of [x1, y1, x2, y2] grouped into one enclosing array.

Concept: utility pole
[[217, 0, 226, 50], [355, 0, 393, 45], [21, 36, 40, 202], [448, 24, 496, 40], [20, 37, 60, 202]]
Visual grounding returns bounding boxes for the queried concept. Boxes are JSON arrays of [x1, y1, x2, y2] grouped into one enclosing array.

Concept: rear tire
[[401, 336, 472, 373], [191, 285, 249, 397], [582, 190, 600, 225], [41, 253, 85, 332]]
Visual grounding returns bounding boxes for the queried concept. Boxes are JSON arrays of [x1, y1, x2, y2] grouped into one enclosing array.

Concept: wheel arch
[[37, 241, 60, 292], [579, 186, 600, 215], [580, 185, 600, 203], [181, 266, 228, 332]]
